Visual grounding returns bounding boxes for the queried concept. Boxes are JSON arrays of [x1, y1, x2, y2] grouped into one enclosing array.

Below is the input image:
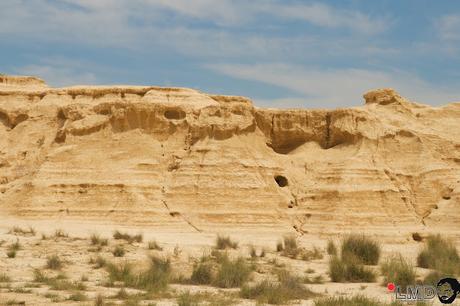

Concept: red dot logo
[[387, 283, 395, 292]]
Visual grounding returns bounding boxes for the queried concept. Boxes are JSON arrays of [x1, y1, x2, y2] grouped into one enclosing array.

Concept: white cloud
[[437, 14, 460, 41], [209, 63, 460, 108]]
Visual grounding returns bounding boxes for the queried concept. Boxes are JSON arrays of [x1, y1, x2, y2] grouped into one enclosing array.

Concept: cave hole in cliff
[[164, 109, 186, 120], [275, 175, 288, 187]]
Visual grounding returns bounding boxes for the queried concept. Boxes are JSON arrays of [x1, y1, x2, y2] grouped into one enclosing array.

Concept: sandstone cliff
[[1, 75, 459, 236]]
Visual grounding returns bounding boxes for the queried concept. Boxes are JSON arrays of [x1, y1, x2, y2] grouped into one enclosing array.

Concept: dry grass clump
[[341, 234, 380, 265], [113, 230, 143, 243], [33, 269, 86, 291], [276, 235, 323, 260], [329, 255, 375, 283], [177, 291, 236, 306], [213, 256, 252, 288], [147, 240, 162, 251], [89, 255, 107, 269], [106, 256, 171, 292], [249, 245, 266, 258], [90, 234, 108, 246], [241, 269, 315, 304], [189, 253, 252, 288], [6, 240, 21, 258], [190, 262, 213, 285], [380, 255, 416, 290], [215, 235, 238, 250], [112, 245, 126, 257], [416, 234, 460, 275], [46, 255, 63, 270], [8, 226, 35, 236], [326, 240, 337, 255]]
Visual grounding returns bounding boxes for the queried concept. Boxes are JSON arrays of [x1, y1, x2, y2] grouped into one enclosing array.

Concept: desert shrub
[[113, 230, 142, 243], [329, 256, 375, 283], [249, 245, 257, 258], [147, 240, 162, 250], [191, 262, 213, 285], [106, 256, 171, 291], [303, 275, 324, 284], [215, 235, 238, 250], [341, 234, 380, 265], [46, 255, 63, 270], [281, 235, 300, 258], [89, 255, 107, 269], [33, 269, 86, 291], [90, 234, 108, 246], [241, 270, 314, 304], [416, 234, 460, 275], [327, 240, 337, 255], [214, 256, 251, 288], [380, 255, 416, 290], [112, 245, 126, 257], [6, 240, 21, 257]]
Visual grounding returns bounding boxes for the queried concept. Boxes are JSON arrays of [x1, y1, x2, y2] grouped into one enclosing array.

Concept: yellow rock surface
[[1, 75, 459, 236]]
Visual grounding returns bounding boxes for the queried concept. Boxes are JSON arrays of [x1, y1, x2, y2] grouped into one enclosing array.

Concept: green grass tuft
[[416, 234, 460, 275], [213, 256, 251, 288], [215, 235, 238, 250], [341, 234, 380, 265], [380, 255, 416, 290]]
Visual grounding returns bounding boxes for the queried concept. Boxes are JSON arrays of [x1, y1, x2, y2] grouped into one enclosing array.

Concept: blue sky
[[1, 0, 460, 108]]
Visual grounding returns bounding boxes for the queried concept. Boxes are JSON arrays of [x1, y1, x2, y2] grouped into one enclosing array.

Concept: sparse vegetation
[[46, 255, 63, 270], [90, 255, 107, 269], [416, 234, 460, 275], [380, 255, 416, 290], [90, 234, 108, 246], [6, 240, 21, 258], [215, 235, 238, 250], [112, 245, 126, 257], [327, 240, 337, 255], [329, 255, 376, 283], [422, 270, 444, 286], [113, 230, 143, 243], [214, 256, 252, 288], [7, 250, 16, 258], [281, 235, 300, 258], [33, 269, 86, 291], [106, 256, 171, 292], [191, 262, 213, 285], [341, 234, 380, 265], [241, 269, 315, 304], [147, 240, 162, 250], [8, 226, 35, 236]]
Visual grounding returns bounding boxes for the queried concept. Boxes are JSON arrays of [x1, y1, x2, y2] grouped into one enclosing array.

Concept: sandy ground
[[0, 217, 458, 305]]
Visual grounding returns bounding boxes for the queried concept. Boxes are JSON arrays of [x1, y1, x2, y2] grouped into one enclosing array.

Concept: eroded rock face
[[0, 76, 459, 235]]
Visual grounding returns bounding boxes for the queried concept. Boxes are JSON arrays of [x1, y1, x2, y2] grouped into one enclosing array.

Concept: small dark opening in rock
[[275, 175, 288, 187], [442, 195, 451, 200], [170, 211, 181, 217], [412, 232, 423, 242], [164, 109, 186, 120]]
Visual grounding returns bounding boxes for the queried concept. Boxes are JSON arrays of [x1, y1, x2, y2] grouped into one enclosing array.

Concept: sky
[[1, 0, 460, 108]]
